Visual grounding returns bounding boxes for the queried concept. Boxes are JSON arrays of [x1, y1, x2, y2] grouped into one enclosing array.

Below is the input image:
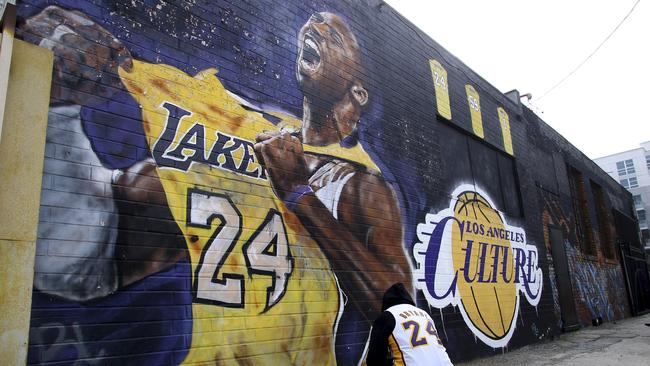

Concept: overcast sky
[[384, 0, 649, 159]]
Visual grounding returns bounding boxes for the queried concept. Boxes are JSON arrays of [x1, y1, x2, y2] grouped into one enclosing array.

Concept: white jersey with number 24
[[386, 303, 454, 366]]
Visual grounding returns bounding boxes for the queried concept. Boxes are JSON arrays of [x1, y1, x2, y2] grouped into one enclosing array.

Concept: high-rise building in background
[[594, 141, 650, 251]]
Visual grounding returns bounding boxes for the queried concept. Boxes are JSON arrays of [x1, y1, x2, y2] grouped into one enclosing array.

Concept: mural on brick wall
[[540, 190, 628, 327], [413, 185, 542, 348], [17, 0, 556, 364]]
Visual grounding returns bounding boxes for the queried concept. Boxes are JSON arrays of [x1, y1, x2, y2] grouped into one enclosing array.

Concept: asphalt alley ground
[[457, 313, 650, 366]]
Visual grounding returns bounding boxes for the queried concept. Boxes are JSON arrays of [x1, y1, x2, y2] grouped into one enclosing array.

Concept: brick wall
[[15, 0, 633, 364]]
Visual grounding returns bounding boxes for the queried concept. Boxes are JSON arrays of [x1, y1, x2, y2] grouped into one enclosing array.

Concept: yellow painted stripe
[[498, 107, 514, 155], [429, 59, 452, 120], [465, 84, 484, 138]]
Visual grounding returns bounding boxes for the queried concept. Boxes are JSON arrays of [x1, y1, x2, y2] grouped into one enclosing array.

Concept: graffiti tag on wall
[[540, 190, 629, 326]]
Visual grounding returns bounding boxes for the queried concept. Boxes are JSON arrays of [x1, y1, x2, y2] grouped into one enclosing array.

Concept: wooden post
[[0, 38, 53, 366], [0, 3, 17, 143]]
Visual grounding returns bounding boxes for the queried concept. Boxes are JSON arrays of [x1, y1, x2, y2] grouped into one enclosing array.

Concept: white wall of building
[[594, 141, 650, 249]]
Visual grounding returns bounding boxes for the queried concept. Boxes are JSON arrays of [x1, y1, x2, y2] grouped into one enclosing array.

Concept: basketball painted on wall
[[452, 192, 517, 342], [413, 184, 543, 348]]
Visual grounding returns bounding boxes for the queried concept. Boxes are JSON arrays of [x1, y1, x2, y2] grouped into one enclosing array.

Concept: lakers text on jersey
[[119, 60, 348, 365]]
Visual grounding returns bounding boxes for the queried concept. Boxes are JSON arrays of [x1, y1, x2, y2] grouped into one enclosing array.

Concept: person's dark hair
[[381, 282, 415, 311]]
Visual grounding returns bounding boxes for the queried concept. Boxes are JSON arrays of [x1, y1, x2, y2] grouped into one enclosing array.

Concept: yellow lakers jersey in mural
[[119, 59, 379, 365]]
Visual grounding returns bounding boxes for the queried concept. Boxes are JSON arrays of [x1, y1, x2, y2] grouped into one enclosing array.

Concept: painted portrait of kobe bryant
[[17, 1, 424, 365]]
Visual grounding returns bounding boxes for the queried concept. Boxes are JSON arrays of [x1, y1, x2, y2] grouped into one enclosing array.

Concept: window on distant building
[[568, 165, 596, 255], [616, 159, 635, 176], [642, 228, 650, 246], [620, 177, 639, 189], [634, 194, 643, 208], [591, 181, 615, 259], [646, 155, 650, 170], [638, 210, 647, 227]]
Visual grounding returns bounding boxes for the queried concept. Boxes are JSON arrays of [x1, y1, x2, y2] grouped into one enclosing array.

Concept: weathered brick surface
[[15, 0, 636, 364]]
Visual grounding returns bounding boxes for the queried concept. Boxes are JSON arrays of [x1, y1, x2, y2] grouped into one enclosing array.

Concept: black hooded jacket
[[366, 283, 415, 366]]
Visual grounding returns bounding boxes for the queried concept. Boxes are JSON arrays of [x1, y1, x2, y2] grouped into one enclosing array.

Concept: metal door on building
[[613, 209, 650, 316], [549, 226, 581, 331]]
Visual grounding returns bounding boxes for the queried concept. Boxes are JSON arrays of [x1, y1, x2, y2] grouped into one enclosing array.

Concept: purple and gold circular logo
[[413, 185, 542, 348]]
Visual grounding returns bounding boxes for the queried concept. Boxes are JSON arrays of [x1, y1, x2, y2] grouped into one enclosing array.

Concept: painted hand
[[20, 5, 132, 105], [254, 131, 310, 201]]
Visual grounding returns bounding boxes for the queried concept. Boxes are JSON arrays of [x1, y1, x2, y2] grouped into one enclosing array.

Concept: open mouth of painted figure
[[299, 34, 321, 74]]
